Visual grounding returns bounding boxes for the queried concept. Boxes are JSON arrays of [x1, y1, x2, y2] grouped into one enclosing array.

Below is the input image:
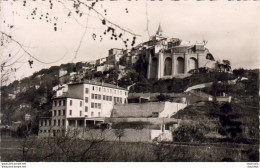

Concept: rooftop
[[52, 92, 83, 100], [112, 102, 166, 118], [69, 80, 127, 91]]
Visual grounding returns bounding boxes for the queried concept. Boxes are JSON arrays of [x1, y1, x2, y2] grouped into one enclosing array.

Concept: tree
[[114, 129, 125, 142], [1, 0, 140, 85], [218, 103, 242, 138], [172, 121, 208, 143]]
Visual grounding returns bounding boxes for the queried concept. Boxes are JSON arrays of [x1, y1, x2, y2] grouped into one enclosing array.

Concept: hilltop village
[[36, 26, 229, 141], [1, 26, 258, 145]]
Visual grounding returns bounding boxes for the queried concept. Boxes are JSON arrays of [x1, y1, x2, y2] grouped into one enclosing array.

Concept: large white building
[[38, 81, 128, 136]]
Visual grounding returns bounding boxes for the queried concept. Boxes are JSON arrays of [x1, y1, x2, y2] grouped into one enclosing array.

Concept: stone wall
[[73, 128, 152, 142]]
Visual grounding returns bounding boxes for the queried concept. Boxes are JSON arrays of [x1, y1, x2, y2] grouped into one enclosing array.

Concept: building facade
[[39, 81, 128, 136], [106, 48, 124, 65], [126, 25, 216, 79]]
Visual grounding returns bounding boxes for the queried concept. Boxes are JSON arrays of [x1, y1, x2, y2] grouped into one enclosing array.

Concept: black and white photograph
[[0, 0, 259, 166]]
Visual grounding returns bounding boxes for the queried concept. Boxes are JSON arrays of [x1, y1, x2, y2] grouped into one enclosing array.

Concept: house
[[96, 64, 114, 72], [38, 111, 52, 136], [96, 57, 107, 65], [106, 48, 124, 65], [109, 101, 187, 141]]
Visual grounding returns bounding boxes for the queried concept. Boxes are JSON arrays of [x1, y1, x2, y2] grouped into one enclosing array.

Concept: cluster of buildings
[[59, 25, 220, 85], [38, 79, 190, 141], [91, 25, 217, 79], [38, 25, 232, 141]]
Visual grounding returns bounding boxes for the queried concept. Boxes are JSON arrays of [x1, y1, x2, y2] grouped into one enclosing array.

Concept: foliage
[[119, 56, 127, 66], [1, 129, 258, 162], [218, 103, 242, 138], [156, 94, 170, 102], [172, 121, 207, 143], [113, 129, 125, 141]]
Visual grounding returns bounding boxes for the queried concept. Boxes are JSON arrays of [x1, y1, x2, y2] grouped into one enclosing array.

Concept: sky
[[1, 0, 260, 83]]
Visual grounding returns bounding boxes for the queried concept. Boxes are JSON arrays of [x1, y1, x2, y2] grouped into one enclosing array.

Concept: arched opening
[[206, 53, 215, 61], [189, 58, 198, 70], [150, 58, 158, 78], [164, 57, 172, 76], [177, 57, 184, 74]]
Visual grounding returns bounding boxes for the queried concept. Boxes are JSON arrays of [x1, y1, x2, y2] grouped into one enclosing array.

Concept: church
[[127, 25, 216, 79]]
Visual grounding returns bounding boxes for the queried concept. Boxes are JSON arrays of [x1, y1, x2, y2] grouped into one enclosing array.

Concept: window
[[58, 120, 60, 126], [99, 87, 101, 92], [104, 88, 106, 92], [63, 110, 65, 116], [91, 112, 94, 117], [54, 101, 57, 107], [59, 100, 61, 106], [62, 119, 65, 126], [95, 94, 98, 99], [92, 86, 94, 91], [120, 91, 122, 95], [54, 120, 56, 126], [58, 110, 61, 116], [80, 101, 82, 107], [98, 95, 101, 100], [70, 100, 72, 106], [44, 130, 46, 133], [152, 112, 159, 117], [94, 103, 97, 108], [103, 95, 106, 100], [54, 110, 56, 116], [80, 111, 82, 116], [63, 100, 66, 106], [85, 106, 88, 112], [91, 103, 94, 108], [85, 88, 89, 94], [117, 97, 119, 102], [98, 112, 100, 117], [69, 110, 72, 116], [120, 98, 122, 103], [91, 94, 94, 99], [85, 97, 88, 103], [114, 97, 116, 103], [98, 103, 101, 109]]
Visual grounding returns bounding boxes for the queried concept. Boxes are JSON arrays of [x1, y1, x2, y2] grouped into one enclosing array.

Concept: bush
[[172, 121, 206, 143]]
